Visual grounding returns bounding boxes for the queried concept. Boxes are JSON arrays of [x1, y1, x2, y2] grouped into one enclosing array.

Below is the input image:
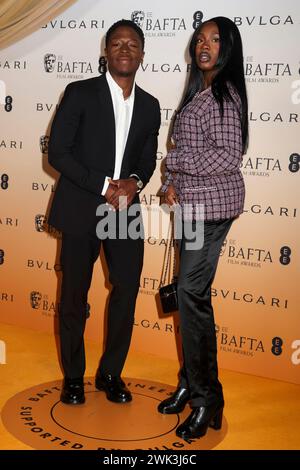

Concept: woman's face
[[195, 22, 220, 82]]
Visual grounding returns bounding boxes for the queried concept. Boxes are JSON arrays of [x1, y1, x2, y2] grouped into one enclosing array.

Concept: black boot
[[176, 401, 223, 439], [158, 387, 189, 414]]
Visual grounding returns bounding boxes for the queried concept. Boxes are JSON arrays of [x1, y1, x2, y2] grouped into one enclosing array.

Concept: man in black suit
[[48, 20, 161, 405]]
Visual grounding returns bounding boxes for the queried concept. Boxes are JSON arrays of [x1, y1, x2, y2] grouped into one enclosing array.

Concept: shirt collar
[[106, 69, 135, 103]]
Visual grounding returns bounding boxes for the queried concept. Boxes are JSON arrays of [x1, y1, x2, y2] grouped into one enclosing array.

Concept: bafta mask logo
[[131, 11, 145, 28], [35, 214, 46, 232], [30, 291, 42, 309], [40, 135, 49, 154], [44, 53, 56, 73], [219, 239, 227, 256], [98, 56, 107, 75]]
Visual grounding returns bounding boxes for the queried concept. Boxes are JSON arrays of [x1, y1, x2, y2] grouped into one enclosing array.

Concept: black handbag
[[158, 221, 178, 313]]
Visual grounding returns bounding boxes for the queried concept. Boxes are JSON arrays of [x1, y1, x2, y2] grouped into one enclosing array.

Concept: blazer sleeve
[[48, 82, 106, 195], [130, 98, 161, 188]]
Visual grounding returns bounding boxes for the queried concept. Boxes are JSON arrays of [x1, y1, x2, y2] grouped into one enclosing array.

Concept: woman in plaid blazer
[[158, 17, 249, 440]]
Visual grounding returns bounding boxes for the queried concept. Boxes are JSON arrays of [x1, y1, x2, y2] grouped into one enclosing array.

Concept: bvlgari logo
[[27, 260, 62, 272], [243, 204, 297, 218], [0, 217, 19, 228], [233, 15, 293, 26], [42, 19, 104, 30], [249, 111, 299, 123], [211, 287, 288, 309], [140, 62, 190, 73], [0, 60, 27, 70], [0, 140, 23, 150], [131, 11, 186, 37]]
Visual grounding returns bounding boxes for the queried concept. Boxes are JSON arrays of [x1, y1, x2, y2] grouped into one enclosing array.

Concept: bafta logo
[[30, 291, 42, 309], [44, 53, 56, 73], [40, 135, 49, 154], [35, 214, 46, 232], [131, 11, 145, 28]]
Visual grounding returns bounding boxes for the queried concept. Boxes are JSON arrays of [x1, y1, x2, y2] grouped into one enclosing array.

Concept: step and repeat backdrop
[[1, 0, 299, 384]]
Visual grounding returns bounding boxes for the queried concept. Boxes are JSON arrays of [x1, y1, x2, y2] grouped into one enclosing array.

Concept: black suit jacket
[[48, 74, 161, 234]]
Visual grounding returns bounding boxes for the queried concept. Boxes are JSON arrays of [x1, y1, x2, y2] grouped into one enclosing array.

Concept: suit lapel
[[122, 85, 143, 170], [95, 75, 116, 168]]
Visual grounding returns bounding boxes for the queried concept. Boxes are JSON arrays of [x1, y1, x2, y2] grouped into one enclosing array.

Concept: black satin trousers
[[177, 218, 233, 407]]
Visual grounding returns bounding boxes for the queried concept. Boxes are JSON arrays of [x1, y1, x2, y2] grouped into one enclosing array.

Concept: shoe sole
[[60, 397, 85, 405]]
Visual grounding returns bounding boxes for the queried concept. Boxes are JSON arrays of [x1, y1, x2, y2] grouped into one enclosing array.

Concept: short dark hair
[[105, 19, 145, 50]]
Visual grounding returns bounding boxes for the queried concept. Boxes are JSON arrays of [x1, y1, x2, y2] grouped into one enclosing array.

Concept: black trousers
[[177, 218, 233, 407], [59, 215, 144, 380]]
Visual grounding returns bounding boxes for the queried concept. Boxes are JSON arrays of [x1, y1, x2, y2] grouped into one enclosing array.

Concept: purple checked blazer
[[161, 85, 245, 221]]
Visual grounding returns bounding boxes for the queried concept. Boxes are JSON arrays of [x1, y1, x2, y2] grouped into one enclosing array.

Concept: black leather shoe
[[60, 377, 85, 405], [176, 402, 223, 439], [95, 373, 132, 403], [157, 387, 189, 414]]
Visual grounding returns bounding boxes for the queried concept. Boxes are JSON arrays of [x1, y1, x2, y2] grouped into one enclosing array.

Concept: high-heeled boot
[[157, 387, 190, 414], [176, 401, 223, 439]]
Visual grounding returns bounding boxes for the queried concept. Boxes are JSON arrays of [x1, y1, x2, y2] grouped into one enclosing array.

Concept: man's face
[[105, 26, 144, 79]]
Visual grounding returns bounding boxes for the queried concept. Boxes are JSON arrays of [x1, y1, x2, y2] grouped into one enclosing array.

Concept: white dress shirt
[[101, 70, 135, 195]]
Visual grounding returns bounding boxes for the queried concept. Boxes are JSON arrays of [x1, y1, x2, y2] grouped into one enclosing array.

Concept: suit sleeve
[[130, 98, 161, 188], [48, 83, 106, 195]]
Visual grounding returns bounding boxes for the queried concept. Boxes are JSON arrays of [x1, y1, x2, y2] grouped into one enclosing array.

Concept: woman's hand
[[164, 184, 178, 206]]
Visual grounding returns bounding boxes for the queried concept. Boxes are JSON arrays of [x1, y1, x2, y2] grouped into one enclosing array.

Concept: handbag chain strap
[[161, 220, 176, 286]]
